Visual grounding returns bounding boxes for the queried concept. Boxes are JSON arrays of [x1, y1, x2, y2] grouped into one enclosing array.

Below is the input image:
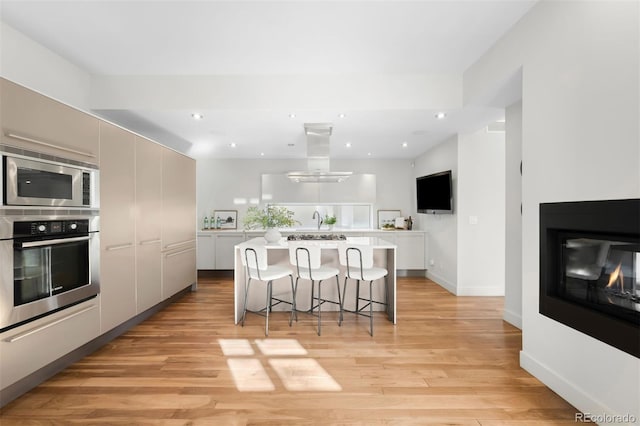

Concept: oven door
[[4, 156, 87, 207], [13, 236, 91, 305]]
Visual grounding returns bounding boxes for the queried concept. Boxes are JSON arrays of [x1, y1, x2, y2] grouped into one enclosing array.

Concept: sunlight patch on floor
[[269, 358, 342, 391], [227, 358, 275, 392], [255, 338, 308, 356], [221, 339, 340, 392], [218, 338, 254, 356]]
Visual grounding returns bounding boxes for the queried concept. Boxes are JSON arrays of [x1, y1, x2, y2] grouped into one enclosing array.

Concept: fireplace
[[540, 199, 639, 358]]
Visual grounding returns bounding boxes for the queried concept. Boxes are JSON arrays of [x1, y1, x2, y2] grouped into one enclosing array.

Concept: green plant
[[242, 206, 299, 229], [324, 215, 337, 225]]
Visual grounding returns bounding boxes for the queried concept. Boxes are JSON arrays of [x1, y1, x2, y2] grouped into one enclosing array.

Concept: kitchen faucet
[[312, 211, 323, 230]]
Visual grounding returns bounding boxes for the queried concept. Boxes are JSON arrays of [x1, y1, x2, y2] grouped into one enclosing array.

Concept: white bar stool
[[288, 242, 342, 336], [240, 244, 295, 336], [337, 242, 388, 336]]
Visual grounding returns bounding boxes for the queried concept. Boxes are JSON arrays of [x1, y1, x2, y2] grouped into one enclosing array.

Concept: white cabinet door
[[163, 243, 197, 299], [135, 137, 163, 313], [215, 234, 246, 269], [197, 234, 216, 269], [0, 78, 100, 164], [395, 233, 426, 269], [0, 299, 99, 388], [162, 148, 196, 298], [99, 122, 136, 333]]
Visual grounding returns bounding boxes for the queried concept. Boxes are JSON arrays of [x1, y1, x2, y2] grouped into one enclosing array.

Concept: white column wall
[[413, 136, 458, 292], [504, 101, 523, 328], [457, 127, 506, 296], [465, 1, 640, 420]]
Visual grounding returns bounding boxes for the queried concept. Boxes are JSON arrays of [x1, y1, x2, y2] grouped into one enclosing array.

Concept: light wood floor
[[0, 276, 581, 425]]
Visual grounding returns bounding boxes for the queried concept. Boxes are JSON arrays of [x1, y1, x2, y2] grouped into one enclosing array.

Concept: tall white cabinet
[[135, 137, 163, 313], [161, 148, 197, 298], [99, 122, 137, 333]]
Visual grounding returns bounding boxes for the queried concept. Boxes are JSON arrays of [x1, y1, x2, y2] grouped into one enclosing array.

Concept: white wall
[[457, 127, 505, 296], [196, 158, 414, 229], [413, 136, 458, 291], [465, 1, 639, 421], [504, 101, 523, 328], [0, 22, 92, 110]]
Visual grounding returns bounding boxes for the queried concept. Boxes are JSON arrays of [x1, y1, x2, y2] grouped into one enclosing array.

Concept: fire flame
[[606, 262, 624, 291]]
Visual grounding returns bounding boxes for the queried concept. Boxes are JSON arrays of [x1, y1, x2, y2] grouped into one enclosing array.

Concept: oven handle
[[15, 236, 91, 249], [5, 132, 97, 158]]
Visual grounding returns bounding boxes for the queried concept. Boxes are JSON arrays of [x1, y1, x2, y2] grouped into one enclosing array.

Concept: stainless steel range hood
[[287, 123, 352, 183]]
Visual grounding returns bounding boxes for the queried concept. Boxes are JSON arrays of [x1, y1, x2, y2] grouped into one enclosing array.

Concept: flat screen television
[[416, 170, 453, 214]]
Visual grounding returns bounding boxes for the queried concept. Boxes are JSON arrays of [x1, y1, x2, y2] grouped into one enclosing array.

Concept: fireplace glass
[[561, 234, 639, 325]]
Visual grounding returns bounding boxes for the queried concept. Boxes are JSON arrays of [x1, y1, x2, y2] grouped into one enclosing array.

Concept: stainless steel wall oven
[[0, 214, 100, 332]]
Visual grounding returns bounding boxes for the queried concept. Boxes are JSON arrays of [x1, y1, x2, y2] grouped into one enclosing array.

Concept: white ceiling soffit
[[0, 1, 536, 159]]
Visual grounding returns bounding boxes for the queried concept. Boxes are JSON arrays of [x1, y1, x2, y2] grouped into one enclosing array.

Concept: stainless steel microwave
[[2, 154, 99, 208]]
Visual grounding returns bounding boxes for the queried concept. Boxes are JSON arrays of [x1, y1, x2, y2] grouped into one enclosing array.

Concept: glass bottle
[[203, 216, 209, 230]]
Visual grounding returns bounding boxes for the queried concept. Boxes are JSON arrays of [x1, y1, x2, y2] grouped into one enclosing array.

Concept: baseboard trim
[[520, 351, 633, 425], [426, 271, 457, 295], [396, 269, 427, 277], [503, 308, 522, 329], [0, 284, 194, 408], [198, 270, 234, 279], [456, 286, 504, 296]]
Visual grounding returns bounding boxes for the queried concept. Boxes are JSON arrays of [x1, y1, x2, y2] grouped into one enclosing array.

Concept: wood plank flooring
[[0, 276, 582, 425]]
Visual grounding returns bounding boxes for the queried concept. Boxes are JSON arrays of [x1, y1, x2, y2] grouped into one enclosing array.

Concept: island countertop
[[233, 237, 397, 326], [242, 236, 397, 249]]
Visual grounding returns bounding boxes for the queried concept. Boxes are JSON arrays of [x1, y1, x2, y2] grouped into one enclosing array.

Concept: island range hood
[[287, 123, 353, 183]]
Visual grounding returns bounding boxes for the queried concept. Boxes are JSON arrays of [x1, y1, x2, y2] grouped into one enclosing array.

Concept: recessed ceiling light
[[288, 113, 296, 119], [435, 112, 447, 120], [229, 142, 237, 148], [191, 113, 204, 120], [367, 152, 372, 156], [345, 142, 352, 148], [260, 152, 265, 156], [402, 142, 408, 148], [338, 113, 346, 119]]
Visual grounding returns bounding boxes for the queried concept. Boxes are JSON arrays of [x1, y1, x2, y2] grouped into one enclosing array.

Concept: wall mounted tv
[[416, 170, 453, 214]]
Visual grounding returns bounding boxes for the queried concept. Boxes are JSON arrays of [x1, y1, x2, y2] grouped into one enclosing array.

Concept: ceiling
[[0, 1, 535, 160]]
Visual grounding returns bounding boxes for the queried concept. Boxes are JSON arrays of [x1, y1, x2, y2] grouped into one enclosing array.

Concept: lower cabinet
[[215, 234, 246, 269], [395, 233, 426, 270], [100, 245, 136, 333], [197, 234, 215, 269], [0, 299, 100, 388], [163, 243, 197, 299], [137, 241, 162, 313]]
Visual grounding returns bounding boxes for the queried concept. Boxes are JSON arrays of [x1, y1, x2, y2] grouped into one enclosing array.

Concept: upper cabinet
[[0, 78, 99, 164]]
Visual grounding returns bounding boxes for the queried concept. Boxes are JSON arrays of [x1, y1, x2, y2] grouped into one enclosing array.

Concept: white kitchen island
[[233, 236, 397, 326]]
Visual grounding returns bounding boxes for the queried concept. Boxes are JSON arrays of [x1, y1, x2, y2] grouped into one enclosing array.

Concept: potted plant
[[243, 205, 299, 243], [324, 215, 337, 230]]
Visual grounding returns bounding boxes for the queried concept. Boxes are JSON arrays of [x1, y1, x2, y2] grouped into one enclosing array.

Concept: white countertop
[[200, 228, 424, 234], [239, 236, 397, 249]]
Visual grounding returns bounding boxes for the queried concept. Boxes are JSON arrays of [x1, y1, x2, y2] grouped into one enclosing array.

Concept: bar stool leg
[[317, 280, 322, 336], [289, 275, 296, 326], [336, 275, 342, 325], [310, 281, 315, 313], [265, 280, 272, 336], [340, 276, 348, 326], [369, 280, 374, 336], [241, 278, 252, 326], [355, 280, 360, 312]]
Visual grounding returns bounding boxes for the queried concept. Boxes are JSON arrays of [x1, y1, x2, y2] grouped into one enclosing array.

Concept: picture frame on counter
[[377, 209, 401, 229], [213, 210, 238, 229]]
